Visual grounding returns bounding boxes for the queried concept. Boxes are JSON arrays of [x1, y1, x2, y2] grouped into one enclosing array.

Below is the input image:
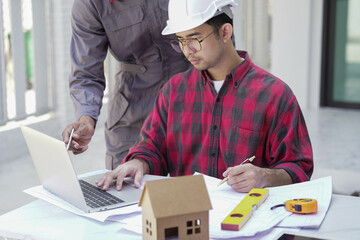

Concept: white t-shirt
[[212, 80, 225, 93]]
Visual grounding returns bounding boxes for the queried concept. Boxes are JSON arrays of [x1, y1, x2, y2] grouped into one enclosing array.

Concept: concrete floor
[[0, 107, 359, 217]]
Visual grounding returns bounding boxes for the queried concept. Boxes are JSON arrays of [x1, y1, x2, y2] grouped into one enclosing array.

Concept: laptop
[[21, 126, 142, 213]]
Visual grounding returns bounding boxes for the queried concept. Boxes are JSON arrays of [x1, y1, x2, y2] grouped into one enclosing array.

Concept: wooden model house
[[139, 175, 212, 240]]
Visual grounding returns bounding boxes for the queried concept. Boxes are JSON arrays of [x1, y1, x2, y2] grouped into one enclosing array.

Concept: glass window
[[323, 0, 360, 108]]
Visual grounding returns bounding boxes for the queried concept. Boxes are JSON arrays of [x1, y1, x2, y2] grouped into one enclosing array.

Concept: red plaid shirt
[[124, 51, 313, 182]]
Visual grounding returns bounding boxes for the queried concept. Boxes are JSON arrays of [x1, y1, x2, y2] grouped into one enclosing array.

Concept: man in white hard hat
[[97, 0, 313, 193]]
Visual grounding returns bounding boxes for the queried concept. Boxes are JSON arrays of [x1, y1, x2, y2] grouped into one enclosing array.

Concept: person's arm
[[223, 96, 313, 193], [222, 164, 292, 193], [69, 0, 108, 122], [63, 0, 107, 154], [266, 97, 314, 183]]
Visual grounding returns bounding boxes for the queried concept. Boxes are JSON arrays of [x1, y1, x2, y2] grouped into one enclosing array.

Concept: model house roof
[[139, 175, 212, 218]]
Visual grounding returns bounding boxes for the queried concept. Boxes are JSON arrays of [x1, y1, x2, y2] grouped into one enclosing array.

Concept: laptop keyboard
[[79, 180, 124, 209]]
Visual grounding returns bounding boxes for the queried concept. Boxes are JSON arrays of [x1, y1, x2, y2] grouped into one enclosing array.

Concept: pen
[[217, 155, 255, 186], [66, 128, 75, 151]]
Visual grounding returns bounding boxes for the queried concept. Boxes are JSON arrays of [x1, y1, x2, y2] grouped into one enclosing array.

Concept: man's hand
[[96, 158, 150, 191], [62, 116, 95, 154], [222, 164, 292, 193]]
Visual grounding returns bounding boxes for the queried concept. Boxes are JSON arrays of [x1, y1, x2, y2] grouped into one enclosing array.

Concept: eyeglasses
[[170, 31, 215, 53]]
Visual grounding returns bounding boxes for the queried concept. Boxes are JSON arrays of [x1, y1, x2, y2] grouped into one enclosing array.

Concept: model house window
[[186, 219, 201, 235], [146, 219, 152, 236], [165, 227, 178, 239]]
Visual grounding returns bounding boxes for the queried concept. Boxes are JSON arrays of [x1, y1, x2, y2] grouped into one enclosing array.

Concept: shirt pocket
[[102, 6, 144, 33], [225, 126, 266, 165], [102, 5, 146, 58]]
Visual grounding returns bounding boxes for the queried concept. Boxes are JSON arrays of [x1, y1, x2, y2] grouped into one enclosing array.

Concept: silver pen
[[66, 128, 75, 151]]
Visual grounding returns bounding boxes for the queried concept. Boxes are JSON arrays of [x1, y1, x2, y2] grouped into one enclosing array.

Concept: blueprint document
[[116, 174, 332, 239], [202, 174, 332, 238], [200, 173, 291, 238], [271, 176, 332, 228]]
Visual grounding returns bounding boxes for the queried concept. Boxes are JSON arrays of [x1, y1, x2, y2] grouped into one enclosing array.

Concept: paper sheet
[[24, 185, 142, 222], [206, 175, 332, 231], [271, 176, 333, 228], [201, 174, 292, 238], [23, 171, 165, 222]]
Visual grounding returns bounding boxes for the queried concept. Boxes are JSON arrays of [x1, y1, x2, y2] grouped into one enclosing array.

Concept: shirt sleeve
[[268, 96, 314, 183], [69, 0, 108, 121], [122, 83, 171, 175]]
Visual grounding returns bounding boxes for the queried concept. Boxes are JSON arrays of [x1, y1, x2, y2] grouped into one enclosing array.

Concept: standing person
[[97, 0, 313, 193], [62, 0, 190, 169]]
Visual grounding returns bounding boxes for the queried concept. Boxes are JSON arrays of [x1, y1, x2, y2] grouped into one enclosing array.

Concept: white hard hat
[[162, 0, 237, 35]]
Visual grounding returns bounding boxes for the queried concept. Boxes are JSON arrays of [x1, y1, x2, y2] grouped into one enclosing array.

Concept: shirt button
[[216, 97, 220, 102], [212, 153, 216, 157], [214, 125, 217, 130]]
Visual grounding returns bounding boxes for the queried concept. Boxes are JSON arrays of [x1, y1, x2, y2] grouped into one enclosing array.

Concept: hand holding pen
[[62, 116, 95, 154], [218, 156, 255, 186], [63, 125, 89, 154], [220, 155, 294, 193]]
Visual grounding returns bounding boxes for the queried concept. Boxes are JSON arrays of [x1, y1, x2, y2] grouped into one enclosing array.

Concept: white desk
[[0, 194, 359, 240]]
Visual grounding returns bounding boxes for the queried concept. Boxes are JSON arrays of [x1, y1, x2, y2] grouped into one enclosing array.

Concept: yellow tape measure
[[271, 198, 318, 214], [221, 188, 269, 231]]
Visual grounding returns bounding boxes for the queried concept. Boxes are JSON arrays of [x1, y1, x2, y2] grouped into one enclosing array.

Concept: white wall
[[271, 0, 323, 110], [232, 0, 271, 70], [232, 0, 243, 49]]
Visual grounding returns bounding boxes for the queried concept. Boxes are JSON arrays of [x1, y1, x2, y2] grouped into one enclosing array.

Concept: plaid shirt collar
[[200, 50, 252, 88]]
